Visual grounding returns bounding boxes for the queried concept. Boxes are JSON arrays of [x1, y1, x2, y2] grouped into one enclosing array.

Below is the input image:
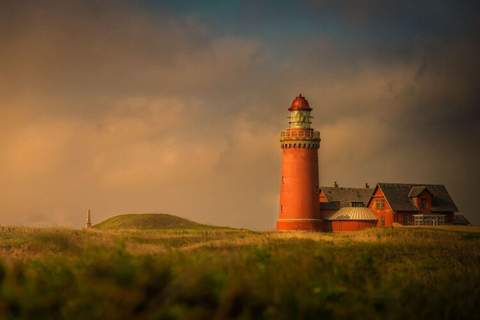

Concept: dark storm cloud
[[0, 0, 478, 228]]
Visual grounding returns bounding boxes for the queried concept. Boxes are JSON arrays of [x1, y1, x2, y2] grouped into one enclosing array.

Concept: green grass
[[0, 226, 479, 319], [94, 213, 214, 230]]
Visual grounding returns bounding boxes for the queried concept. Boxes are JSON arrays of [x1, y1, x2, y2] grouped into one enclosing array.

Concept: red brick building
[[324, 207, 377, 232], [319, 185, 373, 219], [367, 183, 458, 226]]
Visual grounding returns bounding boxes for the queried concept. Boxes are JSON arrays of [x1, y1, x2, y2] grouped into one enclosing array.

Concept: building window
[[420, 198, 427, 210], [352, 201, 364, 207], [380, 216, 385, 226], [376, 199, 385, 210], [413, 214, 446, 226]]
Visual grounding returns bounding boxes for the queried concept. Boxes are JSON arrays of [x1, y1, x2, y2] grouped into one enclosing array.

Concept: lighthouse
[[277, 94, 322, 231]]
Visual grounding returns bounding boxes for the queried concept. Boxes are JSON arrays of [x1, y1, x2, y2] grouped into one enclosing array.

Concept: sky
[[0, 0, 479, 229]]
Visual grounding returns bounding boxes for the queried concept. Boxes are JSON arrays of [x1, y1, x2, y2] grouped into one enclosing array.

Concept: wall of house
[[393, 211, 455, 225], [319, 209, 336, 219], [412, 190, 433, 214], [319, 191, 328, 203], [393, 211, 415, 225], [325, 220, 377, 232], [444, 212, 454, 223], [368, 187, 395, 227]]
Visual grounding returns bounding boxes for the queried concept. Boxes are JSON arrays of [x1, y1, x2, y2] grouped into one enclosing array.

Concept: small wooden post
[[85, 209, 92, 229]]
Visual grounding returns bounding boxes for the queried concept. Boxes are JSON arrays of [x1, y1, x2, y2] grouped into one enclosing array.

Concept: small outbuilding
[[324, 207, 378, 232], [319, 185, 373, 219]]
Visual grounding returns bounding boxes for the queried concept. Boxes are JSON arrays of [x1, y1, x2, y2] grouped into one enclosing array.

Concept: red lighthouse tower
[[277, 94, 322, 231]]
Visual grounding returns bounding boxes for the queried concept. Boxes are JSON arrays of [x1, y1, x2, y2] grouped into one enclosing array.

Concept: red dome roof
[[289, 94, 311, 111]]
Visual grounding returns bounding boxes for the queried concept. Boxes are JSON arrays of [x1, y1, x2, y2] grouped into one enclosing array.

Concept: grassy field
[[0, 225, 479, 319]]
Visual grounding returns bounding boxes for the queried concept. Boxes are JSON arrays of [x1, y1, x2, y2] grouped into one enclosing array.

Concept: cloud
[[0, 0, 478, 228]]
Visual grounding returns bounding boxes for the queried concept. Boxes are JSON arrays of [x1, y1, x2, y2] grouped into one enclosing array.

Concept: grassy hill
[[0, 226, 479, 319], [94, 213, 209, 230]]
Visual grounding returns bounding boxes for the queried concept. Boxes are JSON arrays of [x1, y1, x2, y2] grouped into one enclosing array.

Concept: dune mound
[[94, 213, 205, 230]]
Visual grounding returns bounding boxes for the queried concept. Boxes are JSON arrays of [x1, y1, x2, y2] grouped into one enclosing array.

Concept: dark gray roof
[[320, 187, 373, 208], [376, 183, 458, 213], [321, 201, 340, 210], [453, 214, 471, 225], [408, 186, 428, 198]]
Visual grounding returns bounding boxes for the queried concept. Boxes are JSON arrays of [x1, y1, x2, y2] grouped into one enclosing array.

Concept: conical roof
[[326, 207, 377, 221]]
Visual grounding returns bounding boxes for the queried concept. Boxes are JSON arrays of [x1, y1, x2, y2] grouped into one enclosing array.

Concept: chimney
[[334, 181, 339, 188], [365, 183, 370, 189], [85, 209, 92, 229]]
